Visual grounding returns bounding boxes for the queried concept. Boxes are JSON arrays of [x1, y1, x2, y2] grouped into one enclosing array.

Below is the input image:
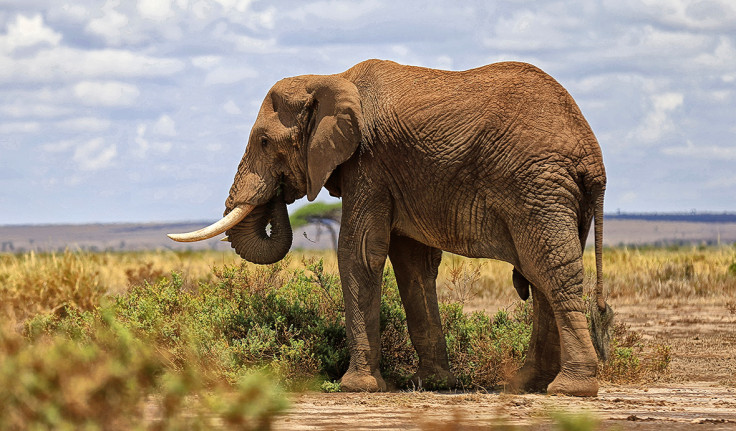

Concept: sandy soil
[[273, 302, 736, 430]]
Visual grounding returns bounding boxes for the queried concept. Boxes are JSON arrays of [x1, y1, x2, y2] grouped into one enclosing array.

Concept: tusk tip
[[164, 203, 254, 243], [220, 236, 230, 242]]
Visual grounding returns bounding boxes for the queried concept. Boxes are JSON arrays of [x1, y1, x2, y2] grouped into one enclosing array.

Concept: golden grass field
[[2, 246, 734, 321]]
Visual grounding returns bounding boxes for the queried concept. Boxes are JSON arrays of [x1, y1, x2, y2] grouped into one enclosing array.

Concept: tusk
[[220, 236, 229, 242], [167, 204, 254, 242]]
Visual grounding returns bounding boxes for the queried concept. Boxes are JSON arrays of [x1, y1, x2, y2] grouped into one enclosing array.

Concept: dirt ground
[[273, 302, 736, 430]]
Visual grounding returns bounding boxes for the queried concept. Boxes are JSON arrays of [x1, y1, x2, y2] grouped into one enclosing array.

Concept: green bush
[[378, 268, 533, 390], [442, 301, 532, 389], [109, 259, 350, 388], [598, 322, 671, 383]]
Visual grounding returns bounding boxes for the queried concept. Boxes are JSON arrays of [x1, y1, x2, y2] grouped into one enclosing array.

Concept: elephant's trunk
[[226, 195, 292, 265]]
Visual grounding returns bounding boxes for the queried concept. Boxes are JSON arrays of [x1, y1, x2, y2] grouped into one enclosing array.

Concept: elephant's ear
[[303, 76, 363, 201]]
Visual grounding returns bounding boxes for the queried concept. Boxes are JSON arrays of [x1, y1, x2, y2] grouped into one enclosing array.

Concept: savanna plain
[[1, 246, 735, 430]]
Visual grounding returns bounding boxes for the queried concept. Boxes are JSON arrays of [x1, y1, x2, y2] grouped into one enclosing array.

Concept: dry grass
[[594, 246, 736, 304], [440, 246, 736, 308], [2, 246, 734, 322]]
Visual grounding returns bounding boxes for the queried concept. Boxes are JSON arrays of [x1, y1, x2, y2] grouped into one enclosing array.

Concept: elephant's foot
[[340, 370, 387, 392], [506, 361, 557, 394], [409, 367, 457, 390], [546, 366, 598, 397]]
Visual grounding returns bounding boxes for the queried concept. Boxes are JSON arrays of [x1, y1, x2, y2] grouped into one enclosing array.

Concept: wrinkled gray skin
[[221, 60, 606, 396]]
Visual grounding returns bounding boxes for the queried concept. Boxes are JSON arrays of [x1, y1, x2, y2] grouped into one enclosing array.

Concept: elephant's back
[[345, 59, 600, 166]]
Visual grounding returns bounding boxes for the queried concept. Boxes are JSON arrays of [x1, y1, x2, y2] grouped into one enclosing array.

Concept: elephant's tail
[[593, 186, 605, 312], [589, 180, 613, 362]]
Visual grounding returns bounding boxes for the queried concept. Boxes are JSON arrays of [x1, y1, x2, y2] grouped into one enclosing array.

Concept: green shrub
[[109, 259, 350, 388], [378, 268, 533, 390], [442, 301, 532, 389], [598, 322, 671, 383], [728, 261, 736, 276], [320, 380, 342, 393]]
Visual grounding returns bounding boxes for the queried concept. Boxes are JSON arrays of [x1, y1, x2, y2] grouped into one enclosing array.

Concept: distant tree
[[289, 202, 342, 251]]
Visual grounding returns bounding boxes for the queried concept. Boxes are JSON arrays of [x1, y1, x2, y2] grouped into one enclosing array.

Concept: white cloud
[[134, 124, 149, 157], [484, 6, 584, 51], [0, 121, 41, 134], [138, 0, 175, 21], [632, 92, 684, 143], [0, 14, 62, 54], [605, 0, 736, 31], [288, 1, 381, 22], [651, 0, 735, 31], [662, 140, 736, 160], [133, 123, 173, 158], [204, 65, 258, 85], [56, 117, 112, 132], [191, 55, 222, 69], [214, 0, 253, 12], [153, 114, 177, 136], [73, 138, 117, 171], [42, 140, 76, 153], [85, 1, 137, 46], [694, 36, 736, 70], [0, 102, 72, 119], [56, 4, 89, 22], [73, 81, 140, 106], [223, 100, 242, 115], [0, 48, 185, 83], [653, 92, 684, 112], [207, 21, 277, 53]]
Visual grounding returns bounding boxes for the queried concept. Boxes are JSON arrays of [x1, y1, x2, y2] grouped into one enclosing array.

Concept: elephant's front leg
[[388, 234, 456, 389], [337, 206, 391, 392]]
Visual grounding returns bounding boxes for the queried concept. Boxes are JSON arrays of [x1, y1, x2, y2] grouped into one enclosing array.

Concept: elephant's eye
[[260, 137, 269, 148]]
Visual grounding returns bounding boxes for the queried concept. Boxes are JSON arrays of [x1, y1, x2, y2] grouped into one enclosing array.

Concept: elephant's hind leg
[[514, 223, 599, 396], [388, 234, 456, 389], [507, 284, 560, 393]]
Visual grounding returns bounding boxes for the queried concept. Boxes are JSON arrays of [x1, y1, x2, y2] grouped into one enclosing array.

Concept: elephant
[[169, 59, 609, 397]]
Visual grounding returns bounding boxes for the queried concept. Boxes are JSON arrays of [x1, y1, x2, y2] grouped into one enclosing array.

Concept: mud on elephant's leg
[[388, 235, 456, 390], [508, 285, 560, 393]]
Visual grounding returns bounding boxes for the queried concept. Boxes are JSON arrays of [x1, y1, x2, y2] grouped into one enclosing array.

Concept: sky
[[0, 0, 735, 225]]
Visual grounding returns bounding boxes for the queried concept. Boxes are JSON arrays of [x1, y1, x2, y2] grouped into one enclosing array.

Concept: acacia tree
[[289, 202, 342, 251]]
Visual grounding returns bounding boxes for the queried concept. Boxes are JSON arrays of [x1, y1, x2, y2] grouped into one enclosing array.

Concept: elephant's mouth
[[279, 178, 301, 205]]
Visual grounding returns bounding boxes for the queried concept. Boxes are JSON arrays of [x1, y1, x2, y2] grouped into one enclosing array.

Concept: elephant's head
[[168, 75, 364, 264]]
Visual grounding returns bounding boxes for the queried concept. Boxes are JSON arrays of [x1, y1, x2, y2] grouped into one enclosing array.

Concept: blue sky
[[1, 0, 735, 225]]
